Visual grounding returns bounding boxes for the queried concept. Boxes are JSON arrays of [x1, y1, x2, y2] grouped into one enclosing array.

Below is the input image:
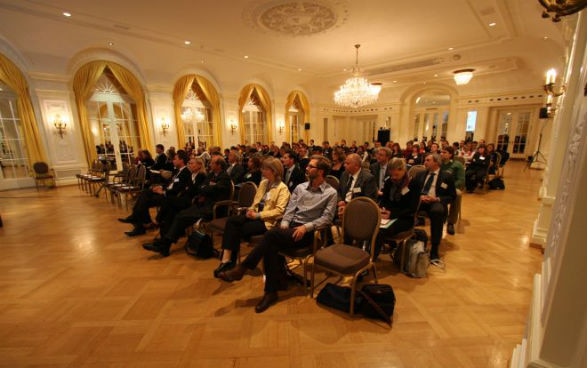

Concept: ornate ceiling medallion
[[243, 0, 348, 36]]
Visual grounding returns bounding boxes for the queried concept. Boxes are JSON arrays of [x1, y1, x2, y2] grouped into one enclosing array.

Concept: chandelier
[[334, 44, 381, 108], [538, 0, 586, 22]]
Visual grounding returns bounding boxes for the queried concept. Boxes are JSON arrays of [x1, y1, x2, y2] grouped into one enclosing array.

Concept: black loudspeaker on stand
[[526, 114, 548, 170], [377, 129, 390, 146]]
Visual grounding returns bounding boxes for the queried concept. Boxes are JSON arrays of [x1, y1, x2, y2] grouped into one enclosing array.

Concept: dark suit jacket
[[195, 170, 233, 210], [283, 164, 306, 192], [412, 169, 456, 206], [227, 163, 245, 184], [338, 168, 378, 202], [380, 178, 419, 221], [151, 153, 168, 170], [369, 162, 388, 189], [165, 166, 193, 198]]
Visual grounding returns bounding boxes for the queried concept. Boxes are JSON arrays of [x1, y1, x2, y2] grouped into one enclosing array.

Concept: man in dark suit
[[119, 150, 193, 236], [369, 147, 392, 200], [281, 149, 306, 192], [226, 149, 245, 184], [142, 155, 232, 257], [338, 153, 378, 208], [411, 153, 457, 267], [151, 144, 167, 170]]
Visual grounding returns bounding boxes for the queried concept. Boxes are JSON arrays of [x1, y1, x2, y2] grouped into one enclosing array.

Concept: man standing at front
[[218, 155, 338, 313], [413, 153, 456, 267]]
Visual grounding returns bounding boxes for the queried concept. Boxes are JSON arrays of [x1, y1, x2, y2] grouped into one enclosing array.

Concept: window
[[0, 82, 29, 179], [242, 98, 266, 144], [181, 89, 213, 150]]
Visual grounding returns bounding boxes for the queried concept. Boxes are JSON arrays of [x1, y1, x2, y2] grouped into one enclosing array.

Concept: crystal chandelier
[[334, 44, 381, 108]]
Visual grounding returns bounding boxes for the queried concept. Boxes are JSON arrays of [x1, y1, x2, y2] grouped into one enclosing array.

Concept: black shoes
[[218, 265, 246, 282], [447, 223, 455, 235], [125, 227, 146, 237], [213, 261, 236, 278], [255, 292, 278, 313], [118, 216, 134, 223], [142, 242, 170, 257]]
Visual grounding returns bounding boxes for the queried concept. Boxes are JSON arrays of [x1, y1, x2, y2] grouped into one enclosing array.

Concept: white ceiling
[[0, 0, 577, 101]]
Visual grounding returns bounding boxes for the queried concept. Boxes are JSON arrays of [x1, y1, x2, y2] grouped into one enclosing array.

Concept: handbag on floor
[[184, 230, 217, 259], [316, 282, 394, 325]]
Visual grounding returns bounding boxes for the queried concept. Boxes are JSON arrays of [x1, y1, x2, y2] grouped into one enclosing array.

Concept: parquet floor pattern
[[0, 161, 544, 368]]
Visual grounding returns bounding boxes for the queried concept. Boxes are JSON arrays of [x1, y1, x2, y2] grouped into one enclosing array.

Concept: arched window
[[73, 61, 152, 167], [411, 91, 450, 142], [173, 74, 221, 149], [284, 90, 310, 144], [86, 73, 141, 171], [238, 84, 272, 145], [0, 53, 47, 186]]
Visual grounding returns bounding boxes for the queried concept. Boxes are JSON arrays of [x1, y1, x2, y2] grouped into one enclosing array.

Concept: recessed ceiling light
[[489, 22, 497, 27], [62, 12, 71, 17], [392, 80, 397, 84], [543, 36, 549, 40], [448, 47, 454, 51], [244, 55, 249, 59], [434, 74, 438, 77], [184, 40, 191, 45], [297, 68, 302, 72], [108, 41, 114, 46]]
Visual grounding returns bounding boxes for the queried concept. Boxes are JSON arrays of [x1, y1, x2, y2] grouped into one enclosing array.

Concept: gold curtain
[[284, 90, 310, 143], [73, 61, 152, 167], [238, 83, 273, 144], [173, 75, 195, 147], [0, 53, 47, 166], [173, 74, 222, 148]]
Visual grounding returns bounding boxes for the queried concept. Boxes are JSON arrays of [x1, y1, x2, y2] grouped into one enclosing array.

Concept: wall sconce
[[278, 123, 284, 134], [160, 118, 170, 136], [543, 68, 565, 118], [453, 69, 475, 85], [543, 68, 565, 97], [230, 123, 237, 135], [53, 114, 67, 138]]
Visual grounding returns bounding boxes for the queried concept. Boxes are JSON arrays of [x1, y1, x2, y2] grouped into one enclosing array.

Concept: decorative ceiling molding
[[243, 0, 348, 36]]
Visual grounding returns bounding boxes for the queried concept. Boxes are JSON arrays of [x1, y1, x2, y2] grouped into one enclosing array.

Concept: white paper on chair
[[380, 218, 397, 229]]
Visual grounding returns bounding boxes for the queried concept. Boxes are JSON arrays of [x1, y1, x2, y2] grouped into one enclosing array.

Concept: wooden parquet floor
[[0, 161, 544, 368]]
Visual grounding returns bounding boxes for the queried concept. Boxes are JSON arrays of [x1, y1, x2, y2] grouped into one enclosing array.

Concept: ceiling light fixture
[[62, 12, 71, 17], [333, 44, 381, 108], [538, 0, 586, 22], [453, 69, 475, 85]]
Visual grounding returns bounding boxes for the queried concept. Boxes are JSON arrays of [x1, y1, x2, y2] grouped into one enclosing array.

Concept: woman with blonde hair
[[214, 157, 291, 277]]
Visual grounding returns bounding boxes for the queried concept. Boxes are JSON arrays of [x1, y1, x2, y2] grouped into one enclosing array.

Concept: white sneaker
[[430, 258, 446, 269]]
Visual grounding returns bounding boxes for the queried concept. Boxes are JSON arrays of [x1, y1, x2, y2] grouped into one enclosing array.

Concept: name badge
[[480, 156, 485, 160], [401, 187, 410, 195], [289, 182, 293, 187], [441, 182, 448, 189], [352, 187, 361, 193], [174, 178, 180, 183]]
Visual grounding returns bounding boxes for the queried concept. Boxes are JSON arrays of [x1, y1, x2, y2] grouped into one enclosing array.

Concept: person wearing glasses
[[217, 155, 337, 313]]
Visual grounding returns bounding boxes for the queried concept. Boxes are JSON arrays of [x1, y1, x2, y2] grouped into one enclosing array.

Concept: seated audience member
[[281, 149, 306, 192], [213, 157, 291, 277], [406, 145, 423, 166], [337, 153, 378, 216], [376, 158, 419, 256], [118, 150, 193, 236], [465, 145, 490, 192], [440, 146, 465, 235], [226, 149, 245, 184], [328, 148, 346, 180], [217, 155, 338, 313], [370, 147, 392, 198], [412, 153, 456, 267], [156, 157, 207, 236], [391, 142, 404, 158], [136, 149, 155, 167], [151, 144, 168, 170], [486, 143, 498, 174], [142, 156, 232, 257], [243, 155, 262, 185], [322, 141, 333, 161]]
